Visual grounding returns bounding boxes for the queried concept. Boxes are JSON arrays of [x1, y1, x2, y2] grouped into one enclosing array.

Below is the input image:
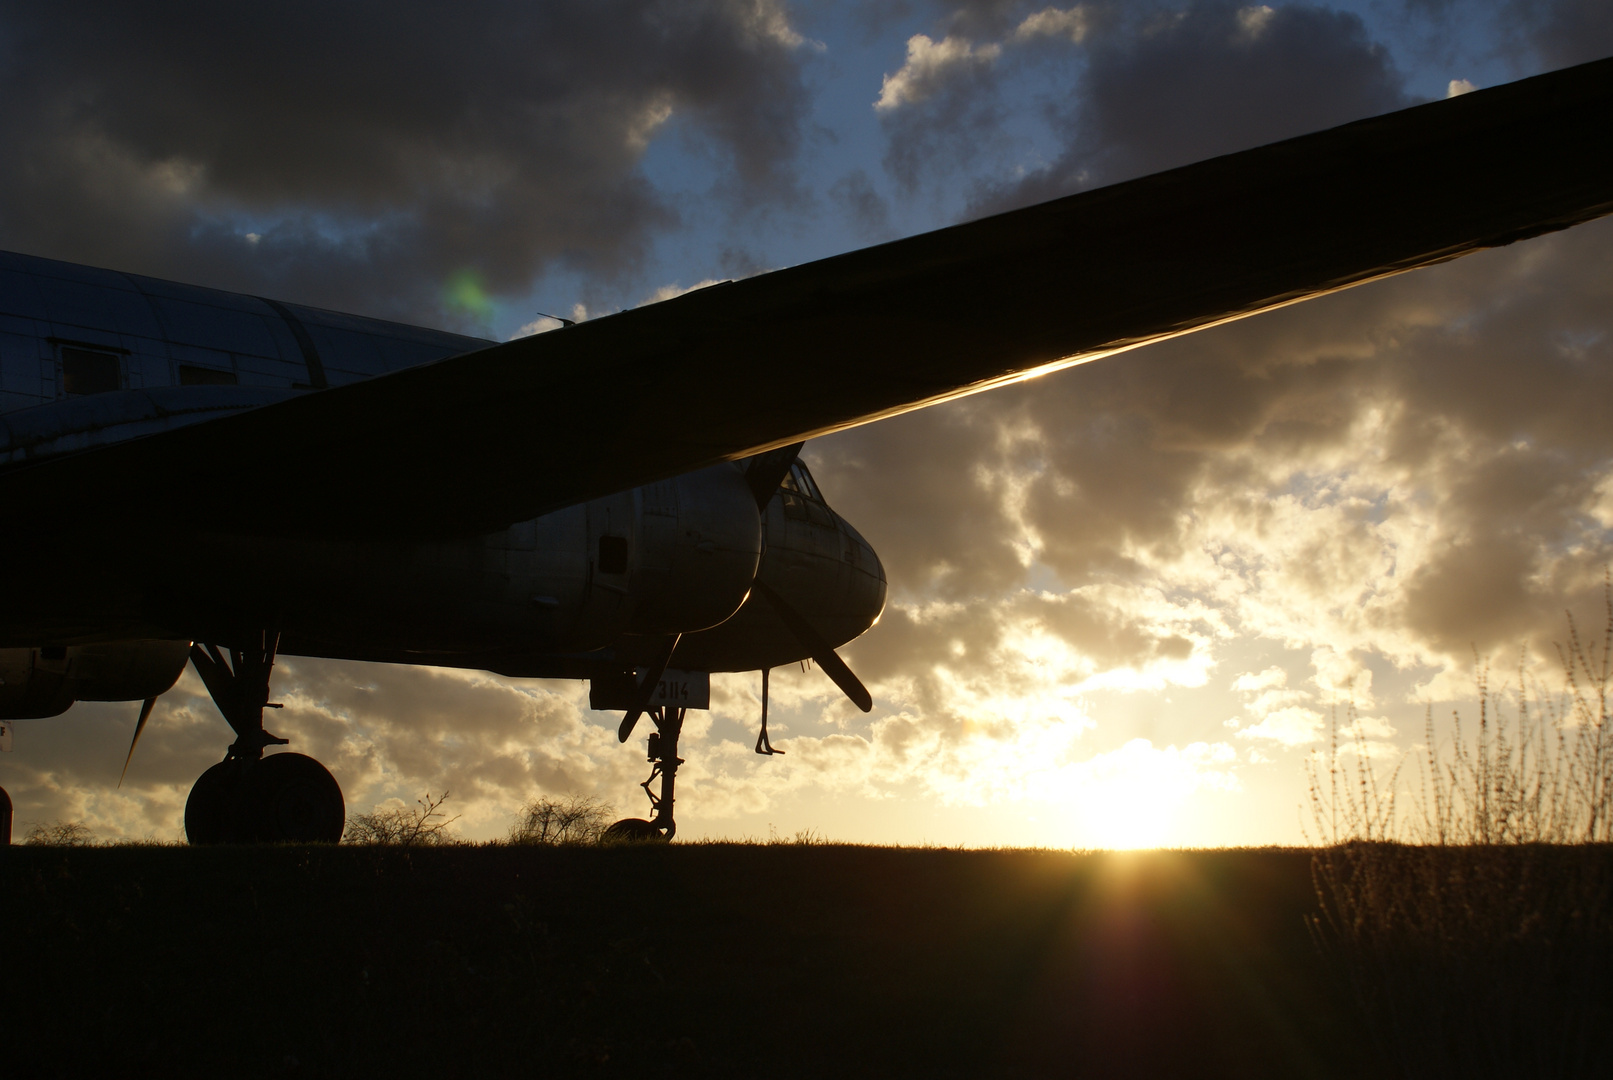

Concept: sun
[[1036, 738, 1231, 849]]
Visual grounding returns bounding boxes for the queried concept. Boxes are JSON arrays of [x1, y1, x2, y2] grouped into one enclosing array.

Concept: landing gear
[[608, 705, 686, 841], [183, 632, 345, 844], [185, 753, 344, 843]]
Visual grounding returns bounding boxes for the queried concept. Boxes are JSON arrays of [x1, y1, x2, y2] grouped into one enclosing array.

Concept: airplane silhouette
[[1, 56, 1609, 842]]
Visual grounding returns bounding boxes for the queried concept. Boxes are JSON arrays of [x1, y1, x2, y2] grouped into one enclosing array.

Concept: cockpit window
[[792, 463, 823, 502], [780, 460, 834, 526]]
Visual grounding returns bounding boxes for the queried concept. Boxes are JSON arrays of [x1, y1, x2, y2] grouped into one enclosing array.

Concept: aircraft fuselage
[[0, 251, 886, 717]]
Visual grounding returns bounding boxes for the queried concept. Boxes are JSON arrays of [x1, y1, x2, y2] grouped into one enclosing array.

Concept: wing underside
[[5, 56, 1612, 539]]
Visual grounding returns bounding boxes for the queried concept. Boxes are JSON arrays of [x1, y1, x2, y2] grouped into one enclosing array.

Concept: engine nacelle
[[0, 640, 191, 719]]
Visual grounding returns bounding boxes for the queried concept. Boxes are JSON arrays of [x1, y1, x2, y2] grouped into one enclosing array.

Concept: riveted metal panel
[[137, 293, 283, 357], [32, 267, 164, 340], [0, 250, 488, 417], [0, 332, 44, 399], [0, 268, 49, 321]]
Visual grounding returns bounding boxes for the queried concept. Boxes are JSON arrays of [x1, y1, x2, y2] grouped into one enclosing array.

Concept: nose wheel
[[184, 632, 345, 844], [607, 705, 686, 841]]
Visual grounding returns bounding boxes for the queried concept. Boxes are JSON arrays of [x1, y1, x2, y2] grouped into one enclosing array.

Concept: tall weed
[[1309, 578, 1613, 1078]]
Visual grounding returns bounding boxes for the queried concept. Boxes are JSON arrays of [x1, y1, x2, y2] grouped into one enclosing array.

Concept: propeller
[[751, 579, 872, 712], [617, 633, 683, 743], [743, 442, 805, 511], [117, 696, 159, 788]]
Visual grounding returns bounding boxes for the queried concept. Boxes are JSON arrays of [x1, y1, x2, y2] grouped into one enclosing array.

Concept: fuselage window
[[60, 347, 121, 396], [179, 364, 238, 386]]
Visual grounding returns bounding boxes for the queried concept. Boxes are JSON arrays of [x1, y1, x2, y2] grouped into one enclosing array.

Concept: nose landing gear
[[183, 632, 345, 844], [606, 705, 686, 842]]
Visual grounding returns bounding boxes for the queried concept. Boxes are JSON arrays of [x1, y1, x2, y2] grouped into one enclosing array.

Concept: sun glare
[[1035, 738, 1239, 849]]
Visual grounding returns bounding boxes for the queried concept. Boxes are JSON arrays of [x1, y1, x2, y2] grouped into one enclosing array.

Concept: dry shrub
[[1313, 842, 1613, 1078], [1309, 579, 1613, 1078], [344, 792, 460, 846], [507, 794, 612, 845], [24, 820, 96, 846]]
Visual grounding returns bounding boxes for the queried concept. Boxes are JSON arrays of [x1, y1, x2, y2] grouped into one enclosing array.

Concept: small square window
[[61, 347, 121, 395], [179, 364, 237, 386], [598, 535, 629, 574]]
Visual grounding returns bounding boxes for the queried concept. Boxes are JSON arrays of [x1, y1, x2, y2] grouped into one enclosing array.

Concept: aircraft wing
[[5, 56, 1611, 539]]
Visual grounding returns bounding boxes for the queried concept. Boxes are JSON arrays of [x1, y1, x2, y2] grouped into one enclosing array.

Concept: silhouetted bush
[[343, 791, 459, 845], [24, 820, 96, 846], [507, 793, 611, 845]]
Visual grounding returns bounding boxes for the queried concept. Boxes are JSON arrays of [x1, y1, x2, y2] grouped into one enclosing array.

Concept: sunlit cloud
[[875, 35, 1001, 111], [1235, 5, 1276, 41], [1237, 706, 1325, 747], [1013, 7, 1090, 44]]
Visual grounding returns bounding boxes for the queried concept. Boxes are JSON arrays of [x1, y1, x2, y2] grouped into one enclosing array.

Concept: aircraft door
[[575, 490, 636, 646]]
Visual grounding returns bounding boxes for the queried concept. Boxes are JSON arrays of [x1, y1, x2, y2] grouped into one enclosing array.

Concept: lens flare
[[444, 269, 494, 319]]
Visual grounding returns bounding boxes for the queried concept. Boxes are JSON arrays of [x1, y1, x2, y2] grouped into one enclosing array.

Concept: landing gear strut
[[606, 705, 686, 842], [183, 632, 345, 844]]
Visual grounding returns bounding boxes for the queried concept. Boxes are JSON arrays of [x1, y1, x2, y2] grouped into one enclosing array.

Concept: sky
[[2, 0, 1611, 848]]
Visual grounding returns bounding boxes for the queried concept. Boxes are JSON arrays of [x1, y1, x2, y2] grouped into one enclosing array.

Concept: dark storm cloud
[[1511, 0, 1613, 67], [968, 1, 1408, 214], [0, 0, 812, 323]]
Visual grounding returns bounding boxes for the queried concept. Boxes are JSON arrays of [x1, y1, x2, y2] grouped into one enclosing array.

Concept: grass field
[[7, 843, 1608, 1079]]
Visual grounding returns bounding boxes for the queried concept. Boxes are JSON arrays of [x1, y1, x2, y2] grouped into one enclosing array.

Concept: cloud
[[817, 215, 1613, 736], [876, 33, 1003, 111], [639, 278, 727, 306], [1231, 666, 1286, 693], [0, 1, 814, 325], [966, 0, 1408, 213], [875, 32, 1009, 192], [1509, 0, 1613, 68], [1237, 705, 1325, 746], [829, 168, 894, 239], [1013, 6, 1091, 43], [819, 2, 1613, 779]]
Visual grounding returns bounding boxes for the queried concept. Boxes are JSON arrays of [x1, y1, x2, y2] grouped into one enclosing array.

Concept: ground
[[5, 844, 1605, 1078]]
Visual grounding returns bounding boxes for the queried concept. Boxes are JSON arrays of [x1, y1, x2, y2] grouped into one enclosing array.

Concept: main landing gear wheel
[[184, 759, 241, 845], [604, 817, 665, 843], [183, 632, 346, 844], [185, 754, 345, 844], [256, 753, 345, 842]]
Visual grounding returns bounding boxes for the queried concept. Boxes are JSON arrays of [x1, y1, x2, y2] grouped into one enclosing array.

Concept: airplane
[[1, 56, 1609, 844]]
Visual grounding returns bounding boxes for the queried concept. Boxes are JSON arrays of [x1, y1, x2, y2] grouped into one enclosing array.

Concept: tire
[[185, 759, 245, 844], [254, 753, 345, 843], [604, 817, 665, 843]]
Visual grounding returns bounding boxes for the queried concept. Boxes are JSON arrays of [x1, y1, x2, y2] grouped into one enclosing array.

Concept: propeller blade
[[752, 580, 873, 712], [617, 633, 683, 743], [117, 696, 159, 788], [743, 442, 805, 511]]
